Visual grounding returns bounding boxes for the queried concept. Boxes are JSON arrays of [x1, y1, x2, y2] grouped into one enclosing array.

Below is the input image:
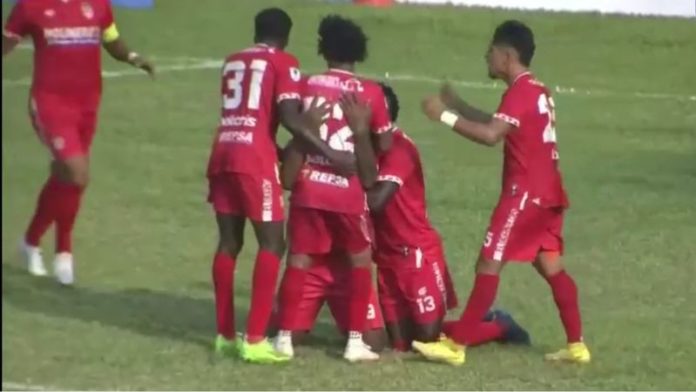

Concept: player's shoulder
[[516, 73, 550, 95], [391, 128, 419, 154]]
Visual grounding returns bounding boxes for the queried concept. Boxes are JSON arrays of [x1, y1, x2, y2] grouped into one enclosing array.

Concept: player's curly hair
[[318, 15, 368, 64], [379, 82, 399, 122], [255, 8, 292, 42], [492, 20, 535, 66]]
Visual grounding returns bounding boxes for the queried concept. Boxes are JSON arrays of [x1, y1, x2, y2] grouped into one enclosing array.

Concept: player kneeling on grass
[[274, 15, 393, 363], [412, 20, 590, 366], [268, 252, 388, 356]]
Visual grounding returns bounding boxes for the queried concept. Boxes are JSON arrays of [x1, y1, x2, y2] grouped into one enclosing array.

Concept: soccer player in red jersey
[[267, 253, 388, 356], [274, 15, 393, 362], [413, 20, 590, 365], [3, 0, 154, 285], [206, 8, 349, 364]]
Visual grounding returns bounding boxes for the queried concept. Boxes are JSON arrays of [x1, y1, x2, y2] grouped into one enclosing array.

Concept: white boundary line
[[2, 56, 695, 102], [2, 381, 53, 391]]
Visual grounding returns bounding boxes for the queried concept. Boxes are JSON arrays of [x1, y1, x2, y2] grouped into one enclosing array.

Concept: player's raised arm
[[340, 93, 378, 188], [422, 95, 513, 146], [100, 5, 154, 78], [440, 83, 493, 123]]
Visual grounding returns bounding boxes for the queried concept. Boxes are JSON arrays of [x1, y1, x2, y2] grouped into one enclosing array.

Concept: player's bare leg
[[212, 214, 245, 357], [534, 252, 590, 364], [240, 220, 289, 363], [359, 328, 388, 353], [344, 248, 380, 362], [386, 320, 414, 352], [274, 253, 312, 359], [24, 157, 88, 285]]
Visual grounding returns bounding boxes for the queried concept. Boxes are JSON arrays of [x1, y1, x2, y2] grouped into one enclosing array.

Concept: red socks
[[25, 177, 60, 246], [277, 265, 307, 330], [212, 252, 236, 339], [246, 250, 282, 343], [546, 270, 583, 343], [25, 176, 84, 253], [451, 273, 500, 345], [348, 267, 373, 333]]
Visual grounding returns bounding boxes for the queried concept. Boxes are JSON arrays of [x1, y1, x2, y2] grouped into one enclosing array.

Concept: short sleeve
[[101, 1, 115, 29], [369, 87, 393, 135], [4, 0, 31, 39], [274, 54, 302, 103], [493, 86, 528, 128], [377, 139, 416, 186]]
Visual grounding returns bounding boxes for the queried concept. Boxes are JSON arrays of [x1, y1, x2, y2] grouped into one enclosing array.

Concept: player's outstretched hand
[[440, 83, 461, 108], [422, 95, 447, 122], [303, 96, 331, 133], [132, 56, 155, 79], [339, 92, 371, 136]]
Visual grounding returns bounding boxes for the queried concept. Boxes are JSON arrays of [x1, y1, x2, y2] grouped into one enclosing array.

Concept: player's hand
[[131, 56, 155, 79], [421, 95, 447, 122], [440, 83, 461, 108], [302, 96, 331, 133], [339, 93, 372, 136], [328, 150, 356, 177]]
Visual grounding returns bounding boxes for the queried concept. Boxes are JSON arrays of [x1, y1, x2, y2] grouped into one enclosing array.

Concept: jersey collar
[[512, 71, 532, 85], [328, 68, 354, 75]]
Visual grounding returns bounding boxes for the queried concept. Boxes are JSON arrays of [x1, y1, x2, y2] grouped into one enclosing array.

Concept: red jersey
[[207, 44, 302, 177], [493, 72, 569, 208], [371, 129, 441, 257], [4, 0, 114, 99], [290, 69, 393, 214]]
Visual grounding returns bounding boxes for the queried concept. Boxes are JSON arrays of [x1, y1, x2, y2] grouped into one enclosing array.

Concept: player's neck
[[327, 62, 355, 73], [505, 66, 530, 86], [255, 39, 284, 50]]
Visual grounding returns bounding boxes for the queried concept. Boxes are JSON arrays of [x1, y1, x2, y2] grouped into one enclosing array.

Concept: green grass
[[3, 0, 696, 389]]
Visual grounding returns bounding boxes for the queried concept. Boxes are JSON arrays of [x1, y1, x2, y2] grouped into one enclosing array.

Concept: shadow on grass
[[2, 263, 342, 351]]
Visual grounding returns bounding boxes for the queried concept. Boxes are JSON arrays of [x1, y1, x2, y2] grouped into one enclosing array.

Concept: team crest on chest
[[81, 2, 94, 19]]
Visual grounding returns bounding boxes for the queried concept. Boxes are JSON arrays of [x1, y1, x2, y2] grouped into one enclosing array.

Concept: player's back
[[499, 73, 568, 208], [372, 130, 439, 254], [290, 69, 391, 214], [208, 44, 301, 177], [5, 0, 113, 98]]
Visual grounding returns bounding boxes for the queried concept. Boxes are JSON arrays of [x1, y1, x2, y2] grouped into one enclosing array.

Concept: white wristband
[[440, 110, 459, 128], [127, 52, 140, 63]]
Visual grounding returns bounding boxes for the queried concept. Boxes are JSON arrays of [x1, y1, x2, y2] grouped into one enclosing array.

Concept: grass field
[[2, 0, 696, 390]]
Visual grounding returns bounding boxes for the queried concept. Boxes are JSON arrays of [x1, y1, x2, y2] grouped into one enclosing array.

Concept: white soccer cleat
[[21, 241, 47, 277], [53, 252, 74, 286], [273, 331, 295, 358], [343, 337, 380, 363]]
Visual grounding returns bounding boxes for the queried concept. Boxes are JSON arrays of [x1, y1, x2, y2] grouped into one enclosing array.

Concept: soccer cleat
[[488, 309, 531, 345], [343, 338, 380, 362], [21, 241, 47, 277], [240, 338, 290, 364], [273, 331, 294, 358], [213, 334, 242, 358], [412, 337, 466, 366], [53, 252, 74, 286], [545, 342, 591, 364]]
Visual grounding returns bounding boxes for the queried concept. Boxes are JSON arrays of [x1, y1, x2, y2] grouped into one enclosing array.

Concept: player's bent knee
[[60, 156, 90, 187], [534, 252, 565, 278]]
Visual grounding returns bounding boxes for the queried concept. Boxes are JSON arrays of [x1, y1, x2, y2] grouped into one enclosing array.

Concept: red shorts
[[293, 256, 384, 332], [30, 92, 100, 160], [480, 193, 564, 262], [288, 206, 372, 255], [376, 248, 447, 325], [207, 171, 284, 222]]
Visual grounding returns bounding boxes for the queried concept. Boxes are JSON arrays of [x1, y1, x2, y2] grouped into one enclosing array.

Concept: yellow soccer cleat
[[545, 342, 591, 364], [213, 334, 242, 358], [412, 338, 466, 366], [241, 338, 291, 364]]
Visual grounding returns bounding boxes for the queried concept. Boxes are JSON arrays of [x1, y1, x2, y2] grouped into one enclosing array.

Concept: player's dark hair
[[255, 8, 292, 42], [379, 83, 399, 122], [318, 15, 368, 63], [492, 20, 535, 66]]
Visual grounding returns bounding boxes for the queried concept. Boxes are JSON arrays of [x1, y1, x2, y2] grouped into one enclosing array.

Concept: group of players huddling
[[4, 0, 591, 366]]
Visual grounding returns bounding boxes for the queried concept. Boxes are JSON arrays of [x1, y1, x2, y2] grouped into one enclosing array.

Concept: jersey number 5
[[303, 96, 354, 153], [223, 59, 267, 110], [537, 94, 557, 143]]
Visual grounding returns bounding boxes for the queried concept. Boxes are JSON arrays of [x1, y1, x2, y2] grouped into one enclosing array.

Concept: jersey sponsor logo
[[220, 115, 257, 127], [43, 26, 101, 46], [305, 154, 332, 167], [218, 130, 253, 144], [81, 2, 94, 19], [306, 169, 349, 188]]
